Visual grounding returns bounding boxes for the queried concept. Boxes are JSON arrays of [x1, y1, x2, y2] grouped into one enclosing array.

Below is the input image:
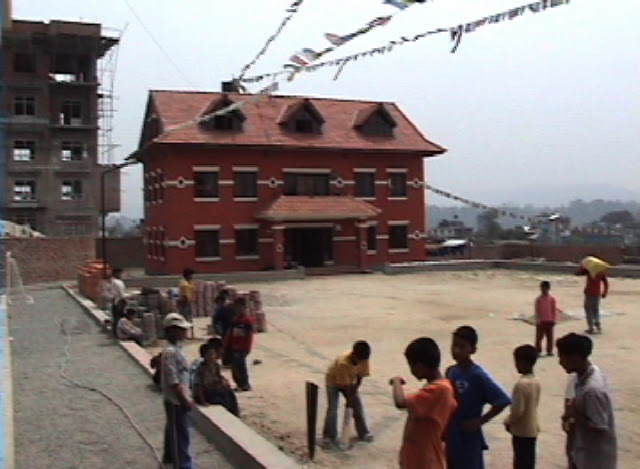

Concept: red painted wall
[[143, 145, 428, 274]]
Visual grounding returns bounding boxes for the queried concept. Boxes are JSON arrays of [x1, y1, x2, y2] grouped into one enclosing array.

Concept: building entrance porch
[[285, 227, 333, 268]]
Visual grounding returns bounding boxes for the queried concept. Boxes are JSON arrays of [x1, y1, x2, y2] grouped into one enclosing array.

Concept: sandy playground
[[152, 270, 640, 468]]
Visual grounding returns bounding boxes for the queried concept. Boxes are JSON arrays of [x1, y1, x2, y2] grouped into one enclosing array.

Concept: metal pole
[[101, 169, 107, 278], [101, 160, 140, 279]]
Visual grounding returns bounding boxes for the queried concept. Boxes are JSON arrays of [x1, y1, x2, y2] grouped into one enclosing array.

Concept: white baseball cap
[[163, 313, 191, 329]]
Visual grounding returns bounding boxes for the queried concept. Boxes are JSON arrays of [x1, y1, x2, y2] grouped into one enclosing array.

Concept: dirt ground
[[153, 270, 640, 468]]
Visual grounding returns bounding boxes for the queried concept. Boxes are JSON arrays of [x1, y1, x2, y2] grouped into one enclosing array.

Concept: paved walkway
[[10, 288, 235, 469]]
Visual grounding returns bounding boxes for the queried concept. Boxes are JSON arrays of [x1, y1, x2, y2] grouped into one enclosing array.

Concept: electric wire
[[55, 317, 163, 467], [122, 0, 198, 89]]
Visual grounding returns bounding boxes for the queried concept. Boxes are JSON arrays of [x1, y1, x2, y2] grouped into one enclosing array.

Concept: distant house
[[529, 213, 571, 243], [428, 218, 473, 240], [133, 89, 446, 274]]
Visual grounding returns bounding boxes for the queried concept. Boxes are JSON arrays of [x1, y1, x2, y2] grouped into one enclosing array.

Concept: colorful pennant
[[240, 0, 572, 84], [238, 0, 307, 80], [424, 184, 534, 222]]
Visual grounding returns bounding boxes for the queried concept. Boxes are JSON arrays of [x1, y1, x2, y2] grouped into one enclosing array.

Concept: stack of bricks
[[193, 281, 266, 334], [77, 259, 110, 303], [194, 280, 228, 318]]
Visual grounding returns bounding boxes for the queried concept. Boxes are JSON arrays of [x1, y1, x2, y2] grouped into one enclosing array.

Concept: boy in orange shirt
[[390, 337, 458, 469], [534, 280, 559, 356]]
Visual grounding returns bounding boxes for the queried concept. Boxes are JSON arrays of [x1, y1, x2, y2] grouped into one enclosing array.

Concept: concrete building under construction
[[2, 19, 120, 236]]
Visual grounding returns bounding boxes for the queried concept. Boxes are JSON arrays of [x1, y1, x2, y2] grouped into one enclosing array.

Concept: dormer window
[[199, 95, 245, 132], [294, 117, 315, 134], [212, 114, 236, 131], [353, 103, 397, 137], [277, 99, 324, 134]]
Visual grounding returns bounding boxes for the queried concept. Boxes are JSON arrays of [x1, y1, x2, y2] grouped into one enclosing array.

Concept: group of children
[[323, 324, 616, 469], [158, 268, 614, 469]]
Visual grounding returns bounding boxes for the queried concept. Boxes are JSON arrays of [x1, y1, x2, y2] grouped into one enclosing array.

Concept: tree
[[599, 210, 635, 227], [477, 209, 502, 240]]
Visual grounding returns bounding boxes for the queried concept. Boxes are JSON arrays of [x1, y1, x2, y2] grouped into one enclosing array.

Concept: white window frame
[[12, 140, 35, 161]]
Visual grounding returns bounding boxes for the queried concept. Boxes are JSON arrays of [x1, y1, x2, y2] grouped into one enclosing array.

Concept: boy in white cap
[[161, 313, 194, 469]]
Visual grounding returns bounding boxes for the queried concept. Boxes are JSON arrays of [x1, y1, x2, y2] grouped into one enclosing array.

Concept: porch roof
[[256, 196, 381, 222]]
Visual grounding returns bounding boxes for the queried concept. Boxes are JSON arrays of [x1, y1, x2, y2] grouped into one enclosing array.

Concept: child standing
[[504, 344, 541, 469], [223, 297, 256, 392], [534, 281, 558, 356], [390, 337, 458, 469], [446, 325, 511, 469], [556, 333, 617, 469], [322, 340, 374, 448]]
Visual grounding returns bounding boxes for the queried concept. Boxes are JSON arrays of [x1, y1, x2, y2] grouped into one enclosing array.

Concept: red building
[[135, 89, 445, 274]]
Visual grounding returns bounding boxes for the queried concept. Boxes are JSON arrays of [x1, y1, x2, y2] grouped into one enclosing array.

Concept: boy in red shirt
[[534, 280, 559, 356], [390, 337, 458, 469], [575, 266, 609, 334], [223, 297, 256, 392]]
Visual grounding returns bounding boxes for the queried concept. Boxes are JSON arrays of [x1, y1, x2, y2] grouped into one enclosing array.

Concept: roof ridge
[[150, 89, 396, 105]]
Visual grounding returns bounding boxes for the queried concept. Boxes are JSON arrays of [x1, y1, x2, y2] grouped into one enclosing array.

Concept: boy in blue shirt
[[446, 325, 511, 469]]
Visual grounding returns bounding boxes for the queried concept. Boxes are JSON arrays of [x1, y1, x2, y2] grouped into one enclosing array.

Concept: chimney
[[221, 80, 240, 93]]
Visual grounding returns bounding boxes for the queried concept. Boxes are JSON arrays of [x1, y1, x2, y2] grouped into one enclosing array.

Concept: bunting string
[[287, 0, 430, 67], [240, 0, 572, 84], [237, 0, 306, 80], [425, 183, 534, 222], [161, 0, 570, 140], [162, 82, 280, 134]]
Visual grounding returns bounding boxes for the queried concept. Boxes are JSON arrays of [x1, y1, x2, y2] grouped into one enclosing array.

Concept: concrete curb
[[124, 269, 305, 289], [0, 294, 15, 469], [61, 286, 302, 469]]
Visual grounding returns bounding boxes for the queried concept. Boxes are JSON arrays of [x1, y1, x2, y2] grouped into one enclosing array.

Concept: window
[[355, 172, 376, 198], [60, 222, 87, 237], [145, 174, 153, 204], [389, 172, 407, 198], [61, 180, 83, 200], [389, 225, 409, 250], [194, 171, 219, 198], [13, 180, 36, 201], [282, 104, 324, 134], [234, 171, 258, 198], [14, 96, 35, 116], [359, 112, 395, 137], [13, 140, 35, 161], [159, 230, 166, 259], [13, 212, 37, 231], [157, 172, 165, 201], [14, 53, 36, 73], [367, 226, 377, 252], [146, 230, 153, 257], [294, 118, 315, 133], [235, 229, 259, 257], [284, 173, 330, 196], [211, 114, 241, 131], [195, 230, 220, 258], [61, 141, 86, 161], [61, 100, 82, 125]]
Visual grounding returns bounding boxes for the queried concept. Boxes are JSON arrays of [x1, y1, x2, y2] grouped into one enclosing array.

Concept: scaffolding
[[97, 26, 124, 165]]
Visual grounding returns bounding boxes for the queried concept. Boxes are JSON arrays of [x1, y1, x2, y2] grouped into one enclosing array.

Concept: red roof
[[256, 196, 381, 222], [143, 91, 446, 155]]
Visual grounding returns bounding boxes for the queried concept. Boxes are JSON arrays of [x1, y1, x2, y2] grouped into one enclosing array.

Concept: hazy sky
[[14, 0, 640, 218]]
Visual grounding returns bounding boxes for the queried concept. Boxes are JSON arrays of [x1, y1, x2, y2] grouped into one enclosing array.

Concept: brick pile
[[193, 281, 267, 333]]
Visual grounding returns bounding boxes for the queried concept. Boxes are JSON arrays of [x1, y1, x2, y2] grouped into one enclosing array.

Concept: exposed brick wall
[[95, 237, 146, 269], [6, 237, 95, 285]]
